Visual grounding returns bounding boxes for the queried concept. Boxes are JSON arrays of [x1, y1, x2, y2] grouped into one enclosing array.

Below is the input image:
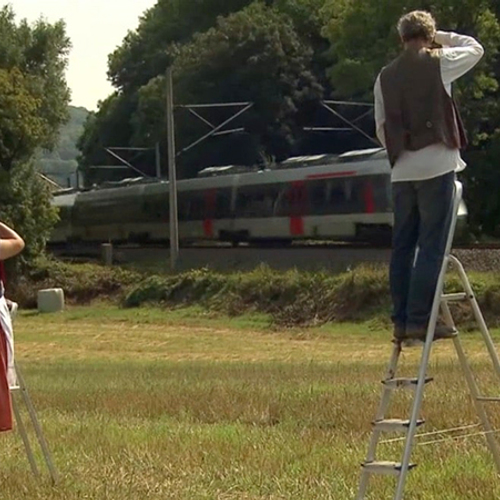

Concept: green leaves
[[107, 0, 256, 92], [322, 0, 500, 234], [0, 6, 70, 270], [82, 1, 325, 183]]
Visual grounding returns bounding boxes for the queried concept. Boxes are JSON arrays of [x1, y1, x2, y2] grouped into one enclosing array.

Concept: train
[[49, 147, 468, 246]]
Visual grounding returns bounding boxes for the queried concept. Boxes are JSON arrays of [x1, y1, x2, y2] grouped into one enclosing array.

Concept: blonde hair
[[397, 10, 436, 43]]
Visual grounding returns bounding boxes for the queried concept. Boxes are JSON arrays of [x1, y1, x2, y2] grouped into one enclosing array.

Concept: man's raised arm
[[436, 30, 484, 85]]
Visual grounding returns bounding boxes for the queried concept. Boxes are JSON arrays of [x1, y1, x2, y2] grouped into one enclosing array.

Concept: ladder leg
[[15, 363, 59, 484], [356, 181, 463, 500], [393, 249, 453, 500], [393, 339, 435, 500], [12, 393, 40, 478], [450, 255, 500, 381], [394, 181, 463, 500], [356, 342, 402, 500], [441, 299, 500, 474]]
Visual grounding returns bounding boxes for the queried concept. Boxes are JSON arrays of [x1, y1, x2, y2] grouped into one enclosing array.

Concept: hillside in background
[[38, 105, 89, 187]]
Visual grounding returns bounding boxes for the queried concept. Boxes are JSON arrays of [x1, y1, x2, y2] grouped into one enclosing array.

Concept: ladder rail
[[448, 255, 500, 382], [440, 300, 500, 473], [356, 180, 500, 500], [11, 395, 40, 478], [393, 181, 462, 500], [14, 363, 59, 484], [356, 343, 402, 499]]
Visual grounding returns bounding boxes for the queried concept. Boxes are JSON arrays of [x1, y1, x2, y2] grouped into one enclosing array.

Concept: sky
[[10, 0, 158, 111]]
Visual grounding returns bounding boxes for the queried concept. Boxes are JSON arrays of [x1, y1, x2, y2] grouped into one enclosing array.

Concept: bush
[[13, 258, 500, 329], [124, 264, 392, 327], [10, 257, 140, 308]]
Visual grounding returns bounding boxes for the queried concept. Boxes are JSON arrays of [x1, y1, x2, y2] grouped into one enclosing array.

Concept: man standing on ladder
[[374, 10, 484, 344]]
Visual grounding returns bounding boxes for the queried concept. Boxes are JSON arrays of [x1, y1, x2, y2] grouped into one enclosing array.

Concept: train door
[[288, 181, 307, 236], [228, 176, 240, 234], [203, 188, 217, 239], [363, 179, 375, 214]]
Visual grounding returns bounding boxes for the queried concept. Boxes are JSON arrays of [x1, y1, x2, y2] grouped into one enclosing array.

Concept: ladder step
[[441, 292, 469, 302], [362, 461, 417, 476], [383, 377, 433, 390], [373, 419, 425, 433], [477, 396, 500, 402]]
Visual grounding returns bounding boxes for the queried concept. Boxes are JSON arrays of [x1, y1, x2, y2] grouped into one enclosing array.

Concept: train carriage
[[49, 148, 467, 246]]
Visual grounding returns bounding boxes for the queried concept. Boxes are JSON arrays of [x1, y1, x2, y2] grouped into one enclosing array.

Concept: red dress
[[0, 262, 13, 431]]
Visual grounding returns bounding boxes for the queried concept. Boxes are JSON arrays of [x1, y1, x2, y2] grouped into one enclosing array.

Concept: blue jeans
[[390, 172, 455, 330]]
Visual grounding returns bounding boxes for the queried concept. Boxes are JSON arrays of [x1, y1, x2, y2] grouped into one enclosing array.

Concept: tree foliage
[[107, 0, 260, 92], [0, 6, 70, 266], [133, 3, 322, 177], [322, 0, 500, 233], [38, 106, 89, 187], [80, 0, 328, 184], [77, 0, 500, 234]]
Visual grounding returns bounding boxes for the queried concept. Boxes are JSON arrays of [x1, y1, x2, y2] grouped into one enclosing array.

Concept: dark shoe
[[392, 325, 422, 347], [406, 324, 457, 342], [433, 324, 458, 340]]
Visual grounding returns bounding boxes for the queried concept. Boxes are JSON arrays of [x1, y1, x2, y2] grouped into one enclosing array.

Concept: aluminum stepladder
[[356, 180, 500, 500], [6, 308, 58, 484]]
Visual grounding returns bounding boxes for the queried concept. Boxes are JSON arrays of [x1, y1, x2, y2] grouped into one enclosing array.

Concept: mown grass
[[2, 305, 500, 499]]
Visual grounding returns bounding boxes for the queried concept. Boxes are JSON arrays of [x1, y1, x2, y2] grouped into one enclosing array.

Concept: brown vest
[[380, 48, 467, 167]]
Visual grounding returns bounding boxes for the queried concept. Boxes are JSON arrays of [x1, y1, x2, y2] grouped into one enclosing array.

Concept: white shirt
[[374, 31, 484, 182]]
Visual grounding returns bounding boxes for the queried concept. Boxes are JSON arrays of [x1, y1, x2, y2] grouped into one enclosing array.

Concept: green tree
[[0, 6, 70, 266], [80, 0, 334, 183], [132, 2, 322, 177], [322, 0, 500, 234], [77, 93, 141, 185], [38, 106, 89, 187], [0, 162, 57, 266], [107, 0, 260, 92]]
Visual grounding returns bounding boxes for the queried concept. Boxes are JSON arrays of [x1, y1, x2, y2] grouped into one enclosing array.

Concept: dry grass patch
[[2, 306, 500, 499]]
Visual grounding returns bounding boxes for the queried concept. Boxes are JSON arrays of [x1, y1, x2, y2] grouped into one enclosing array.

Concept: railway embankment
[[10, 256, 500, 329]]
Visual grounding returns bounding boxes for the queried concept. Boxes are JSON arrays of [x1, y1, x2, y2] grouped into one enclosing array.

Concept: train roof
[[52, 192, 78, 206], [52, 147, 390, 201], [197, 165, 262, 177], [279, 147, 385, 169]]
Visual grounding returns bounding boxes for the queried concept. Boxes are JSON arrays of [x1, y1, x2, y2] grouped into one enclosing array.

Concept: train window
[[274, 182, 309, 217], [187, 193, 205, 221], [371, 176, 392, 212], [215, 188, 232, 219], [324, 178, 364, 214], [308, 182, 327, 214], [236, 184, 279, 218], [178, 193, 191, 221]]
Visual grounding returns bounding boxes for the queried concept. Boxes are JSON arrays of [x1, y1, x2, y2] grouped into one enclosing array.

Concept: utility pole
[[166, 66, 179, 271]]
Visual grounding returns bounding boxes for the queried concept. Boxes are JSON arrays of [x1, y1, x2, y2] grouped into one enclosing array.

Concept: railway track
[[48, 240, 500, 251], [48, 241, 500, 274]]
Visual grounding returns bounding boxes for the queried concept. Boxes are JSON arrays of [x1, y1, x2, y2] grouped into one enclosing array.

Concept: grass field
[[3, 305, 500, 499]]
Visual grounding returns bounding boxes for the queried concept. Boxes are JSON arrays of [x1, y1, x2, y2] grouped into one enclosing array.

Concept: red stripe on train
[[306, 171, 356, 180], [290, 216, 304, 236], [203, 219, 214, 238], [364, 182, 375, 214]]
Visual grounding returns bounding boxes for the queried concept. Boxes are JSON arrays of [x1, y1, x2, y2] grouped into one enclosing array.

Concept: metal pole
[[166, 67, 179, 271], [155, 142, 161, 179]]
